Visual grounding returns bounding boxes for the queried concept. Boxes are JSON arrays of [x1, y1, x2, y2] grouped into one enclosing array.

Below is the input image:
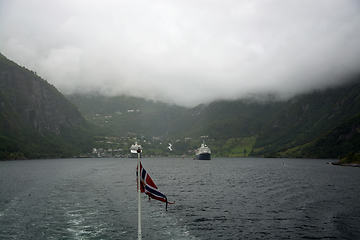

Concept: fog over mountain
[[1, 0, 359, 107]]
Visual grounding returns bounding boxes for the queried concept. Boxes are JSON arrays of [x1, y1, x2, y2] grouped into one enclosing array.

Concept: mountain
[[0, 53, 94, 159], [66, 94, 188, 137], [253, 78, 360, 158], [166, 99, 286, 139], [169, 77, 360, 159], [67, 76, 360, 159], [2, 52, 358, 160]]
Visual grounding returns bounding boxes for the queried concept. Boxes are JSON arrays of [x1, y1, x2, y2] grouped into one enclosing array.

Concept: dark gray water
[[1, 158, 359, 239]]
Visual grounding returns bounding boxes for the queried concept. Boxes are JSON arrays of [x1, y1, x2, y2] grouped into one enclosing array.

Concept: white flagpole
[[137, 148, 142, 240]]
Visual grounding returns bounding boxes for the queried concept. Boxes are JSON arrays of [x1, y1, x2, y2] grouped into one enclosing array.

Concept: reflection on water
[[0, 158, 359, 239]]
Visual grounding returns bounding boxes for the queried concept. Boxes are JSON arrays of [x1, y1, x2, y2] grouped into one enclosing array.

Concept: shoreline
[[331, 161, 360, 167]]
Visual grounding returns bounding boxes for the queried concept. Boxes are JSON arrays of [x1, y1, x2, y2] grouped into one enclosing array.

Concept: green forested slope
[[161, 77, 360, 157], [300, 112, 360, 159]]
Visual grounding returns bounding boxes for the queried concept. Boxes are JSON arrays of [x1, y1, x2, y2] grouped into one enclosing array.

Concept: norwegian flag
[[136, 162, 174, 210]]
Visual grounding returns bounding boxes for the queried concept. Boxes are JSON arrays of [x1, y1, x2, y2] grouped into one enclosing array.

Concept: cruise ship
[[195, 142, 211, 160], [130, 142, 142, 158]]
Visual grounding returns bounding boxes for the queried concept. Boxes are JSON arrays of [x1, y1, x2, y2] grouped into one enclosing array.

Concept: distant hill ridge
[[68, 76, 360, 159]]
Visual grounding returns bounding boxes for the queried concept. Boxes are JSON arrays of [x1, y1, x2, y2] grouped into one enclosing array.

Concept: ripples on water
[[0, 158, 359, 239]]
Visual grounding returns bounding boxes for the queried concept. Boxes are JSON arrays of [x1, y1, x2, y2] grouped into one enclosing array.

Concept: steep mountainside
[[0, 53, 94, 159], [254, 78, 360, 157]]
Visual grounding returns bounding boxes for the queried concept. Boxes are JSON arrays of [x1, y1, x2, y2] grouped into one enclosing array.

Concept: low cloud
[[1, 0, 359, 107]]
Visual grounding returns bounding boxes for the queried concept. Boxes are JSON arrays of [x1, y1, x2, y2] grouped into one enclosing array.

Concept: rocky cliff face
[[0, 53, 85, 135]]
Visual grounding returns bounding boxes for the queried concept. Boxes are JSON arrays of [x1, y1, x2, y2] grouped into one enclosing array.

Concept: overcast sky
[[1, 0, 359, 107]]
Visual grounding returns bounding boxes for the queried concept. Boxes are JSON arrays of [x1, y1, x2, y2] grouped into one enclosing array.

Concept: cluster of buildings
[[92, 148, 126, 158]]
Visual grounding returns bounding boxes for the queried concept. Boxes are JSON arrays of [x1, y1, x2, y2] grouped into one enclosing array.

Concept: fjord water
[[1, 158, 359, 239]]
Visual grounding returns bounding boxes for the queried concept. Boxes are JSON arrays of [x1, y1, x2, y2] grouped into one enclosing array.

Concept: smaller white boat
[[130, 142, 142, 158]]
